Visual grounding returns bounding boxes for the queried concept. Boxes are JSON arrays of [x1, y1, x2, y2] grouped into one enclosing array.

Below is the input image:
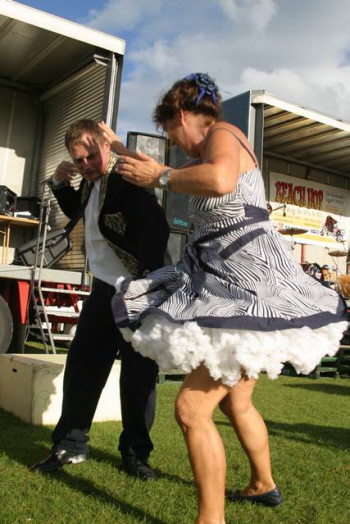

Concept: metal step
[[36, 287, 90, 296], [47, 334, 74, 341], [35, 307, 80, 318], [28, 330, 73, 342]]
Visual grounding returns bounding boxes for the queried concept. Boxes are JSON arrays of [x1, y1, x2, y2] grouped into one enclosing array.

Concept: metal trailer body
[[222, 90, 350, 269], [0, 0, 125, 352]]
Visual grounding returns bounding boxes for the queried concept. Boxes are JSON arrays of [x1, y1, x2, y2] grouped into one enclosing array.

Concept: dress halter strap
[[208, 126, 258, 166]]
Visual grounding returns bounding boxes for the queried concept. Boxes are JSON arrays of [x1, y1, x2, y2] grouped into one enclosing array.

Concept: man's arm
[[47, 161, 83, 218]]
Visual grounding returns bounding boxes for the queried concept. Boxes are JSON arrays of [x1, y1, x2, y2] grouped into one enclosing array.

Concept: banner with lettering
[[268, 172, 350, 247]]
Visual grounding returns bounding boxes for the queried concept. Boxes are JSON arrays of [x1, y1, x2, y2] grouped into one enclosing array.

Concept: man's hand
[[53, 161, 79, 182]]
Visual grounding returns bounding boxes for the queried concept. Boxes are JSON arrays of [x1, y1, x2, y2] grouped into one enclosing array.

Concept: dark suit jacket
[[49, 164, 169, 277]]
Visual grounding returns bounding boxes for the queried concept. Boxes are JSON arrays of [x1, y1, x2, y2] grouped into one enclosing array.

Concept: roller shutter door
[[37, 61, 110, 271]]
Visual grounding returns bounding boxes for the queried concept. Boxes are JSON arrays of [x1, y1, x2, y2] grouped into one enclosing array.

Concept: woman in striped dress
[[111, 73, 347, 524]]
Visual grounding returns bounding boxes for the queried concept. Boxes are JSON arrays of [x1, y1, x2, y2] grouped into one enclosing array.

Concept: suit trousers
[[51, 278, 158, 461]]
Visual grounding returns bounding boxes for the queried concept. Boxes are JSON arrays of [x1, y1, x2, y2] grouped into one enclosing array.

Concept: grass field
[[0, 372, 349, 524]]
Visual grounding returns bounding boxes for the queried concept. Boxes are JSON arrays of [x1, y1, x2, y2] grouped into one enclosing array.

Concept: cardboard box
[[0, 354, 121, 425]]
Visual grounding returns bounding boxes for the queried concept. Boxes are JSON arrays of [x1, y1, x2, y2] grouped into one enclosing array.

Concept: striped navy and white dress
[[112, 161, 347, 386]]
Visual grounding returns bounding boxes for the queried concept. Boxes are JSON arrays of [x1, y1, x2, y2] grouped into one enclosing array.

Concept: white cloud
[[239, 68, 308, 101], [84, 0, 350, 137], [217, 0, 278, 30], [82, 0, 162, 33]]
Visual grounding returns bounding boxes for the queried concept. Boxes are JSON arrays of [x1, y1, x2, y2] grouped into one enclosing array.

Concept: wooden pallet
[[337, 345, 350, 377], [282, 345, 350, 379], [157, 369, 186, 383]]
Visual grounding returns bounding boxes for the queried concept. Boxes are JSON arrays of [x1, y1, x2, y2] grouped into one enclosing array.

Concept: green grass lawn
[[0, 373, 349, 524]]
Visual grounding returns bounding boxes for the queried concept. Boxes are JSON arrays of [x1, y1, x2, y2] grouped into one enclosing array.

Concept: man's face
[[68, 132, 111, 183]]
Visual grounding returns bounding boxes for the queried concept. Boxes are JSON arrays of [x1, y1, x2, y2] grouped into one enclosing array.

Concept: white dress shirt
[[84, 179, 131, 287]]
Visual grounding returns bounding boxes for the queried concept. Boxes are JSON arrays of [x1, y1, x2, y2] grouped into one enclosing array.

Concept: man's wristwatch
[[158, 169, 172, 191]]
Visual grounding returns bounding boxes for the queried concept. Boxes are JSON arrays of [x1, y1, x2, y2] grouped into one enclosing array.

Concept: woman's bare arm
[[115, 123, 252, 197]]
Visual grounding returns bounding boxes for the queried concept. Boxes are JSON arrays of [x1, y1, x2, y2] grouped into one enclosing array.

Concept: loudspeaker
[[126, 132, 192, 233], [0, 186, 17, 216], [15, 229, 72, 268]]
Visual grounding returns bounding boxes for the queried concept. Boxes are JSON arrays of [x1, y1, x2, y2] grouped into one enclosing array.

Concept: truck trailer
[[0, 0, 188, 354], [0, 0, 125, 352], [222, 90, 350, 276]]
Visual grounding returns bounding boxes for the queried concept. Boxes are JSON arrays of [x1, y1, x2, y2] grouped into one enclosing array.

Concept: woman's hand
[[116, 153, 165, 188], [98, 121, 122, 148], [98, 121, 145, 161]]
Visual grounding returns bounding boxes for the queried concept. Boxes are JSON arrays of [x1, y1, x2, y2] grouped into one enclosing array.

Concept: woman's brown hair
[[153, 73, 222, 130]]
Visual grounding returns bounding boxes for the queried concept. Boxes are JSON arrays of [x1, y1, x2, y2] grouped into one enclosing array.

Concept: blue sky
[[15, 1, 350, 139]]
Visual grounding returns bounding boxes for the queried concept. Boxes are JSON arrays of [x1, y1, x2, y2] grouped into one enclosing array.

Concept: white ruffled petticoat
[[121, 318, 348, 387]]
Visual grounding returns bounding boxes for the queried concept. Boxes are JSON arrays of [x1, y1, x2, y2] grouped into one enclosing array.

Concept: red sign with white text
[[269, 172, 349, 246]]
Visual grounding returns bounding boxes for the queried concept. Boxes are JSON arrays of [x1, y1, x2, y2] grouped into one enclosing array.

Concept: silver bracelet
[[158, 169, 172, 191]]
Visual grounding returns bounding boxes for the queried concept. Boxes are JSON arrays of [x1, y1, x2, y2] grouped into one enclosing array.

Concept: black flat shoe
[[227, 485, 283, 507], [31, 449, 89, 473], [122, 458, 156, 481]]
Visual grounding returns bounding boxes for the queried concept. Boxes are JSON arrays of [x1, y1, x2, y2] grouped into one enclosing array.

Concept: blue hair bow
[[185, 73, 219, 104]]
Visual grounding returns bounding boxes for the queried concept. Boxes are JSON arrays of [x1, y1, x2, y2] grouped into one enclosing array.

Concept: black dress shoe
[[227, 485, 283, 507], [122, 458, 155, 481], [31, 449, 89, 473]]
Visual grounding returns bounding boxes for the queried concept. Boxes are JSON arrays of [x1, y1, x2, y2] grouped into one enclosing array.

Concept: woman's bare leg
[[219, 375, 276, 495], [175, 365, 231, 524]]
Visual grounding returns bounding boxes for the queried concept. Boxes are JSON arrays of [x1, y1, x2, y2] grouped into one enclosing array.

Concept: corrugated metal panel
[[222, 92, 263, 168], [0, 1, 125, 64], [245, 92, 350, 179], [37, 62, 108, 271], [263, 104, 350, 177]]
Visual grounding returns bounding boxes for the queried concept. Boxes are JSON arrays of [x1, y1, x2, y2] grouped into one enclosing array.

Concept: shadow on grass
[[215, 417, 349, 450], [45, 469, 169, 524], [282, 382, 350, 397], [91, 446, 193, 488], [0, 408, 192, 515], [0, 411, 169, 523], [264, 420, 349, 450]]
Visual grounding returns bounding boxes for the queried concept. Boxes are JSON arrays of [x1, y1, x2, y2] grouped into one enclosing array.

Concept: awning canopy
[[252, 91, 350, 179], [0, 0, 125, 93]]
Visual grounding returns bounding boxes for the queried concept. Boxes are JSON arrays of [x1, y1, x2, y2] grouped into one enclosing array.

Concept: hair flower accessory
[[185, 73, 219, 104]]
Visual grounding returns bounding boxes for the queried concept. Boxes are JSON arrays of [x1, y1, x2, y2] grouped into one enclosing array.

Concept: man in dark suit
[[31, 119, 169, 480]]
